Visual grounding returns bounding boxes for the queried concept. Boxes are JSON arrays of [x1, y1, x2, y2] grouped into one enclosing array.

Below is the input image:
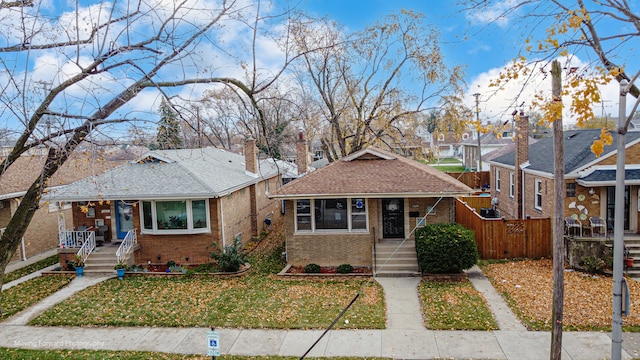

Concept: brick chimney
[[296, 130, 308, 175], [515, 111, 529, 219], [244, 138, 258, 175]]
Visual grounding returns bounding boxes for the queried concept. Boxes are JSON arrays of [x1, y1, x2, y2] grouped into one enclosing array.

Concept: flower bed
[[278, 264, 372, 277]]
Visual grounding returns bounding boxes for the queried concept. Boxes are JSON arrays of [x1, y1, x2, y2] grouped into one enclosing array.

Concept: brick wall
[[492, 165, 518, 219], [597, 141, 640, 166], [283, 196, 456, 266]]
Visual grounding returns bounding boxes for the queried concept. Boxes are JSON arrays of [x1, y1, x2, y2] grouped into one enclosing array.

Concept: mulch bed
[[285, 265, 372, 274]]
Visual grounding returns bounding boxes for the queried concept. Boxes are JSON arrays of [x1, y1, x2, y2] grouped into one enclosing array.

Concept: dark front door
[[607, 186, 629, 232], [382, 198, 404, 238]]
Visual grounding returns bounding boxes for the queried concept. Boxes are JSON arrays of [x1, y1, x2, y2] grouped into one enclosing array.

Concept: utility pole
[[550, 60, 565, 360], [473, 93, 482, 171], [611, 79, 628, 360]]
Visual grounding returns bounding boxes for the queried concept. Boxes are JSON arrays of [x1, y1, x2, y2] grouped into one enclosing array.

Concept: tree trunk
[[550, 59, 565, 360]]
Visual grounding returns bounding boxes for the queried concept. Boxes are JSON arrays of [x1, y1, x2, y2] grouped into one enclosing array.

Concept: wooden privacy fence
[[446, 171, 490, 189], [455, 198, 553, 259]]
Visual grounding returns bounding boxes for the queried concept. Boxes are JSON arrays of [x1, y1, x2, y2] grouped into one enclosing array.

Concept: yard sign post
[[207, 328, 220, 358]]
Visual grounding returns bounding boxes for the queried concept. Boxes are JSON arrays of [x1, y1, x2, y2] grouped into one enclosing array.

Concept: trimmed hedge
[[304, 263, 321, 273], [415, 223, 478, 274], [337, 264, 354, 274]]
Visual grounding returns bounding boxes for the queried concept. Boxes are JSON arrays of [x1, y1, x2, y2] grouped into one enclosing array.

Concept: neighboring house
[[488, 113, 640, 234], [270, 146, 473, 270], [461, 129, 521, 171], [45, 141, 286, 267], [430, 131, 469, 159], [1, 152, 125, 264]]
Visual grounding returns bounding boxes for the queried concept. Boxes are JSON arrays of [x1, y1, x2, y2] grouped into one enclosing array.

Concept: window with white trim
[[141, 199, 209, 234], [509, 172, 514, 198], [495, 168, 501, 192], [295, 198, 368, 232], [535, 179, 543, 210]]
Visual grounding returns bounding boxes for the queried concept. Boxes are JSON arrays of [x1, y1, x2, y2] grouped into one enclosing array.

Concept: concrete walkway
[[2, 260, 640, 359]]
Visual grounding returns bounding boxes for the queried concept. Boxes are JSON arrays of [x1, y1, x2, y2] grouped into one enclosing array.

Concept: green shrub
[[304, 263, 321, 273], [209, 235, 247, 273], [166, 260, 176, 268], [582, 255, 606, 274], [415, 223, 478, 274], [337, 264, 354, 274]]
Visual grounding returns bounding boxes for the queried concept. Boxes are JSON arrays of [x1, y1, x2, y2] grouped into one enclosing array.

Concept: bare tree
[[293, 10, 466, 161], [0, 0, 300, 287]]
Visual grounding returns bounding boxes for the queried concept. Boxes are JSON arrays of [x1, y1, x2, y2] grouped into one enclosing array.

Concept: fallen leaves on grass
[[484, 259, 640, 331], [419, 279, 498, 330], [0, 275, 73, 319], [31, 276, 385, 330]]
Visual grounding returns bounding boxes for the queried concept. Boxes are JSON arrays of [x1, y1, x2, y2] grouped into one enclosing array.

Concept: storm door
[[382, 198, 404, 238]]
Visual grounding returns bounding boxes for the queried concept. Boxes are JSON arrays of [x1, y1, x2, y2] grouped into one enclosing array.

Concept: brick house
[[488, 114, 640, 233], [46, 142, 285, 267], [1, 153, 124, 264], [270, 146, 473, 270]]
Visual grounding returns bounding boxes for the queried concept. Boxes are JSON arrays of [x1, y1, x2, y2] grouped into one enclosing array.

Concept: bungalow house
[[488, 113, 640, 234], [461, 129, 522, 172], [1, 152, 125, 264], [270, 146, 474, 275], [45, 141, 285, 269]]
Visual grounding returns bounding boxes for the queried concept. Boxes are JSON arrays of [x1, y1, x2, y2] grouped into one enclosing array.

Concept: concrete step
[[374, 270, 421, 277]]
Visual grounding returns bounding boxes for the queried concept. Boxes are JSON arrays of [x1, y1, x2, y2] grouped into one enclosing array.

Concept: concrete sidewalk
[[2, 260, 640, 359]]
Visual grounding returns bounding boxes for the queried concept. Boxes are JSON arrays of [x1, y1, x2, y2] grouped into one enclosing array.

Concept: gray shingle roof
[[46, 148, 281, 201], [578, 168, 640, 185], [490, 129, 640, 174]]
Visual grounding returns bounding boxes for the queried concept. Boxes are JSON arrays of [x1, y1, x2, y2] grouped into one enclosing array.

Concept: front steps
[[623, 236, 640, 281], [374, 239, 420, 277], [83, 242, 121, 274]]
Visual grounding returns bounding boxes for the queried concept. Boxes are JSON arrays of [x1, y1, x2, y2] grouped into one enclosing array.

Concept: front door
[[607, 186, 629, 232], [115, 201, 134, 239], [382, 198, 404, 238]]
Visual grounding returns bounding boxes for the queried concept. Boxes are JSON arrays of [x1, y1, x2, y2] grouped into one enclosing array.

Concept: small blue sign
[[207, 330, 220, 356]]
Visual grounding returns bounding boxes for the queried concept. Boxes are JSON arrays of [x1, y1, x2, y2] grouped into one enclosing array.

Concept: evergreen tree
[[155, 98, 183, 150]]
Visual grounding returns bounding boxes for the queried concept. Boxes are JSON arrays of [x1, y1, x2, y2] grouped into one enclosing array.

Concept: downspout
[[520, 162, 530, 219], [219, 199, 226, 249]]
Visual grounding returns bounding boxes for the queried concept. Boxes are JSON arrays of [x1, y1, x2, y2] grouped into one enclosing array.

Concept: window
[[437, 134, 445, 141], [566, 183, 576, 198], [295, 198, 368, 232], [462, 133, 469, 140], [141, 199, 210, 234], [495, 168, 501, 192], [351, 198, 367, 230], [296, 199, 312, 231], [535, 180, 543, 210], [509, 172, 514, 198]]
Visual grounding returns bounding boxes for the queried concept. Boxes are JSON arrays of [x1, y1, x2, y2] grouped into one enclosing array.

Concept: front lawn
[[482, 259, 640, 331], [31, 275, 384, 329], [419, 279, 497, 330], [0, 275, 74, 319]]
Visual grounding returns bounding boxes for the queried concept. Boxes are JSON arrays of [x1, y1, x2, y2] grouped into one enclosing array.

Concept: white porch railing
[[59, 229, 95, 248], [77, 232, 96, 262], [116, 229, 137, 264]]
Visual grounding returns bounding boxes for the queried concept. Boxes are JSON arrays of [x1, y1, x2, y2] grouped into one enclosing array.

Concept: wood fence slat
[[455, 198, 553, 259]]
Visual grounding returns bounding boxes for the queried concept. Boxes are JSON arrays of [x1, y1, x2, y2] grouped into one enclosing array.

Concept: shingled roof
[[46, 148, 282, 201], [489, 129, 640, 176], [271, 147, 473, 198]]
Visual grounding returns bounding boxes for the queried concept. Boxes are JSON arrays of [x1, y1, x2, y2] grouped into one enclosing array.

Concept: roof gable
[[273, 146, 473, 198]]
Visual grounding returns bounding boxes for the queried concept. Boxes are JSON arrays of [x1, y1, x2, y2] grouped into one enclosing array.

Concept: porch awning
[[576, 168, 640, 187]]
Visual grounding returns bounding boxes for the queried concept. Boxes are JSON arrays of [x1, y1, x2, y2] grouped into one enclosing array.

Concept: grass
[[0, 275, 74, 319], [418, 279, 498, 330], [3, 255, 60, 283], [0, 348, 384, 360], [430, 165, 466, 172], [29, 233, 385, 329]]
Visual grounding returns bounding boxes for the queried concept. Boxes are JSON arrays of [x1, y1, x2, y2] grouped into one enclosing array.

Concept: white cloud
[[465, 0, 519, 28], [466, 55, 627, 126]]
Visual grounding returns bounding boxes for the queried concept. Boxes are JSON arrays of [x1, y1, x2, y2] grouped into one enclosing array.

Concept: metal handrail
[[76, 232, 96, 262], [59, 230, 94, 248], [116, 229, 137, 263]]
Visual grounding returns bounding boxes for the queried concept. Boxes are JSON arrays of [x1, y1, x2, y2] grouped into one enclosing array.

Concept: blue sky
[[299, 0, 629, 125]]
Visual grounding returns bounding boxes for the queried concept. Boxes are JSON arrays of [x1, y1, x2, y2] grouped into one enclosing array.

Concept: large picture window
[[141, 199, 209, 234], [295, 198, 368, 232]]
